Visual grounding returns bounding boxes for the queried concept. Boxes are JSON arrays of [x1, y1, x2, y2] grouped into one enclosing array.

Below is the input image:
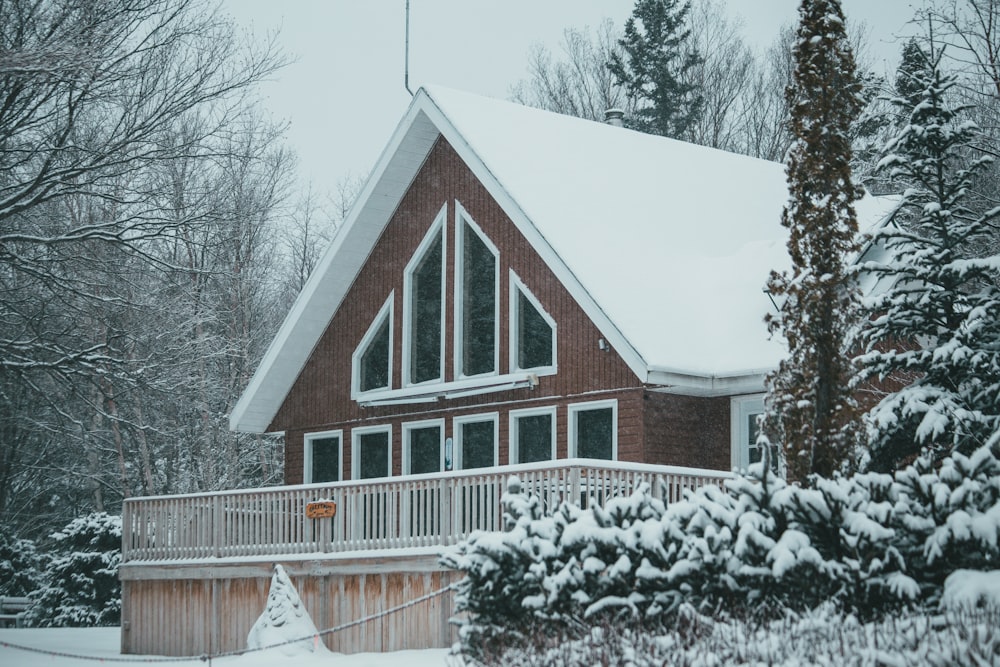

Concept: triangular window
[[510, 271, 556, 373], [352, 294, 393, 396]]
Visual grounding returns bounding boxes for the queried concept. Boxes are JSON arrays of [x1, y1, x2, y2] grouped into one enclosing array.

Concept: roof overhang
[[645, 367, 769, 397]]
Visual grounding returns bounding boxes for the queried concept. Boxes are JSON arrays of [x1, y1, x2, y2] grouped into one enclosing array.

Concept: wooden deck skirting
[[120, 460, 731, 656]]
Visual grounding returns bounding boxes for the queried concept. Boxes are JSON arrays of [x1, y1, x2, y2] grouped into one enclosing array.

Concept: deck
[[120, 460, 730, 655]]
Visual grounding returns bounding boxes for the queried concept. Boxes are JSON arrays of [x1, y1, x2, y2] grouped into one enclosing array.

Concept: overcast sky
[[221, 1, 917, 197]]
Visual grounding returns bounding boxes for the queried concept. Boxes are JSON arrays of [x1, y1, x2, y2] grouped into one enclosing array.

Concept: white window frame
[[453, 412, 499, 469], [509, 406, 557, 464], [402, 418, 446, 475], [402, 204, 448, 387], [303, 429, 343, 483], [509, 270, 557, 376], [454, 201, 500, 380], [351, 293, 394, 399], [730, 394, 765, 471], [568, 399, 618, 460], [351, 424, 393, 480]]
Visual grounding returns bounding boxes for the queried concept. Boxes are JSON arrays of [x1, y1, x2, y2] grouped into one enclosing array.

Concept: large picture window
[[509, 407, 556, 464], [352, 294, 393, 396], [569, 400, 617, 460], [456, 206, 499, 378], [403, 420, 444, 475], [304, 431, 342, 483], [510, 271, 556, 374], [454, 413, 498, 470], [352, 426, 392, 479], [404, 207, 446, 385]]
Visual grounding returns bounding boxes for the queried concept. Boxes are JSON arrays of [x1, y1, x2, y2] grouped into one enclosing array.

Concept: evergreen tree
[[764, 0, 863, 482], [607, 0, 703, 138], [24, 513, 121, 627], [856, 48, 1000, 470]]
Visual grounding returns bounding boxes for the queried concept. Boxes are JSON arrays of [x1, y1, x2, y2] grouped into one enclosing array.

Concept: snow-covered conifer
[[764, 0, 864, 482], [24, 513, 121, 627], [607, 0, 703, 138], [856, 46, 1000, 470], [247, 564, 325, 655]]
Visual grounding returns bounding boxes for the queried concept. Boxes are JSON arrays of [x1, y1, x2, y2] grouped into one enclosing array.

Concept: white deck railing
[[121, 459, 731, 563]]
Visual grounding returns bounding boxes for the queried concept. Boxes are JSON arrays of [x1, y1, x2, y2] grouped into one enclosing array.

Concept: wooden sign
[[306, 501, 337, 519]]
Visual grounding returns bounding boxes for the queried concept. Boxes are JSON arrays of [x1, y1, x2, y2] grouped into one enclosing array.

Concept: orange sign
[[306, 501, 337, 519]]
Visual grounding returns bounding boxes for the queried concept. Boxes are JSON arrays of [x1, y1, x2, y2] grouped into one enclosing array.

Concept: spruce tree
[[856, 47, 1000, 470], [607, 0, 703, 139], [764, 0, 863, 482]]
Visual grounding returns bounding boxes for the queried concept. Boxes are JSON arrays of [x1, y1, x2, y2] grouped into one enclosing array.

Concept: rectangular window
[[569, 400, 617, 460], [403, 420, 444, 475], [510, 407, 556, 464], [353, 426, 392, 479], [304, 431, 342, 483], [731, 395, 767, 472], [455, 413, 498, 470], [456, 207, 499, 378]]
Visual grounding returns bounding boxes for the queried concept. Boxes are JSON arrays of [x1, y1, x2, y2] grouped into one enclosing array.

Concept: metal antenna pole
[[404, 0, 414, 96]]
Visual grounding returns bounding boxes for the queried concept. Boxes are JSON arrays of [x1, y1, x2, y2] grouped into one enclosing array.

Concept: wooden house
[[119, 87, 895, 656]]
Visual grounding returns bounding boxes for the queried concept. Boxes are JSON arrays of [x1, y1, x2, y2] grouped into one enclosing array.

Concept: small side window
[[352, 294, 393, 396], [510, 271, 556, 374]]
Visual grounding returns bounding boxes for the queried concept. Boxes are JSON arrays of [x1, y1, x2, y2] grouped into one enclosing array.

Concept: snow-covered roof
[[230, 85, 897, 433]]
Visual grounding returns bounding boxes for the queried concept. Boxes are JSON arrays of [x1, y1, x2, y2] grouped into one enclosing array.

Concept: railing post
[[121, 501, 132, 563], [440, 477, 453, 546], [212, 494, 222, 558], [569, 466, 582, 508]]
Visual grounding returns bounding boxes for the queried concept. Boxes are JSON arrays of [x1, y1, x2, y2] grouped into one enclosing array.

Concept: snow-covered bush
[[459, 605, 1000, 667], [443, 442, 1000, 654], [24, 512, 122, 627], [0, 527, 42, 597]]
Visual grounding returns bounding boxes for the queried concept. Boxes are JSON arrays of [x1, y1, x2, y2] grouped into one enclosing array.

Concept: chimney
[[604, 108, 624, 127]]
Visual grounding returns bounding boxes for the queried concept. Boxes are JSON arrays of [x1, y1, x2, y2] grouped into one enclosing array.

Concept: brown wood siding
[[272, 137, 644, 483], [642, 392, 731, 471], [120, 558, 459, 656]]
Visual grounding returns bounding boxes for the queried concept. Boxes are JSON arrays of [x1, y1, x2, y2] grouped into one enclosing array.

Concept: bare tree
[[510, 19, 634, 121]]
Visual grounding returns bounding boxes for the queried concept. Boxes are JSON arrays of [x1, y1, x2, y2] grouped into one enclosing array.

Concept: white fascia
[[645, 367, 770, 397]]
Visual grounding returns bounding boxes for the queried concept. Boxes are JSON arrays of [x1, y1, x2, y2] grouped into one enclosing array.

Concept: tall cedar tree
[[607, 0, 703, 138], [764, 0, 862, 482], [856, 48, 1000, 471]]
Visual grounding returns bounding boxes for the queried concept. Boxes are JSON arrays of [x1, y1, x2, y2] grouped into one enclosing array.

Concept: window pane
[[460, 420, 495, 470], [517, 414, 552, 463], [518, 291, 553, 369], [358, 431, 389, 479], [462, 225, 496, 376], [359, 316, 390, 392], [408, 426, 441, 474], [410, 233, 443, 383], [310, 436, 340, 482], [576, 408, 613, 460]]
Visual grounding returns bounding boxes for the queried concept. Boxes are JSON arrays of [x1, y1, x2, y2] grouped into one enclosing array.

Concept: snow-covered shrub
[[459, 605, 1000, 667], [444, 442, 1000, 651], [247, 564, 326, 655], [0, 527, 42, 597], [24, 512, 122, 627]]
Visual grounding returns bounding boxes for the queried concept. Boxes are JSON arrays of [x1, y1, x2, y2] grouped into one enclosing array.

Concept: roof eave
[[645, 367, 770, 397], [229, 94, 442, 434]]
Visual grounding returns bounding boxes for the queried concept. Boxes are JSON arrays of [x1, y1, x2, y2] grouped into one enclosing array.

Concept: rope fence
[[0, 582, 460, 665]]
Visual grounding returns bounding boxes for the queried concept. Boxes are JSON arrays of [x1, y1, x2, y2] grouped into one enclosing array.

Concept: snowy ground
[[0, 628, 450, 666]]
